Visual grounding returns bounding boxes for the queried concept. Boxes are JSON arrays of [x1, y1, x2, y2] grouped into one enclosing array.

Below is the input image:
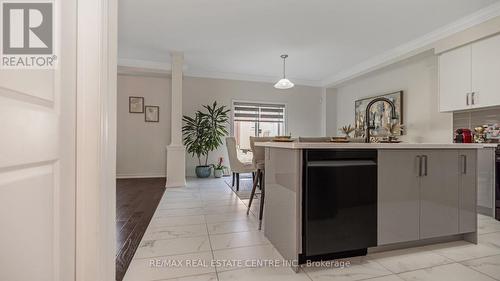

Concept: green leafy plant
[[182, 101, 230, 166]]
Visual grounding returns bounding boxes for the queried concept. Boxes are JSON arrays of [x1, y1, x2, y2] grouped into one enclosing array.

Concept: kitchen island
[[255, 142, 497, 270]]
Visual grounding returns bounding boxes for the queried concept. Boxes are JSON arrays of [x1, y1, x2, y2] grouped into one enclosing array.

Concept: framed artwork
[[355, 91, 403, 137], [129, 96, 144, 113], [145, 106, 159, 122]]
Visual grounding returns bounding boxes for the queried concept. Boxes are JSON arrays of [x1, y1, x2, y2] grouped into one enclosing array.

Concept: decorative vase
[[195, 165, 212, 178], [213, 169, 223, 178]]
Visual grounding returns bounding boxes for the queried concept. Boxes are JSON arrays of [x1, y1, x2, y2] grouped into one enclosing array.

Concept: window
[[232, 101, 286, 157]]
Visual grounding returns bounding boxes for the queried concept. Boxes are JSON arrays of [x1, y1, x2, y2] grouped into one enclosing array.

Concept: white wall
[[116, 74, 323, 178], [183, 77, 323, 176], [327, 51, 453, 143], [116, 74, 171, 178]]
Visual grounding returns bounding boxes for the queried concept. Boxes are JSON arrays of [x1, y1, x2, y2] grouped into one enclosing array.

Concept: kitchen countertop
[[255, 141, 498, 149]]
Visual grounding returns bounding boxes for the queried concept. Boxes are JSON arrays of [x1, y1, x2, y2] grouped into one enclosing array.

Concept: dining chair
[[247, 136, 273, 230], [225, 137, 255, 191]]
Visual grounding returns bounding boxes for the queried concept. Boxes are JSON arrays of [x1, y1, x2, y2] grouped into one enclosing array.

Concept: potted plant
[[182, 101, 230, 178], [211, 157, 226, 178]]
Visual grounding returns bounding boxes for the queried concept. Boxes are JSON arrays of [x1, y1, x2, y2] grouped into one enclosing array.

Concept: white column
[[321, 87, 327, 136], [166, 51, 186, 187]]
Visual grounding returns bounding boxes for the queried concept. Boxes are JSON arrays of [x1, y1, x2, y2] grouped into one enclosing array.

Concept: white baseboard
[[116, 173, 166, 179]]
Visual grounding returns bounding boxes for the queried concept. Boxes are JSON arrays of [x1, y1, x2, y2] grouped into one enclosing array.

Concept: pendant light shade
[[274, 54, 294, 89]]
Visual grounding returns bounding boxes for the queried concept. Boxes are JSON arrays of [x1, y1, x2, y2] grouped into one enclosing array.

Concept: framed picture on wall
[[129, 96, 144, 113], [145, 106, 159, 122], [355, 91, 403, 137]]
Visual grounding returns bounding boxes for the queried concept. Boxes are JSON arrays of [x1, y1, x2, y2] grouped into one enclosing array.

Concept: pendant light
[[274, 54, 294, 89]]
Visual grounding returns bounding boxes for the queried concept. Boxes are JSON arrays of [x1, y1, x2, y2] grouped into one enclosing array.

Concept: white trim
[[118, 58, 172, 71], [117, 58, 322, 87], [75, 0, 116, 280], [320, 88, 327, 136], [322, 2, 500, 87], [118, 65, 171, 78], [116, 173, 166, 179], [185, 68, 322, 88], [166, 180, 188, 188]]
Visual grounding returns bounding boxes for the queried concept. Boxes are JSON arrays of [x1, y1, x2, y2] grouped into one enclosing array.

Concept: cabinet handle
[[466, 93, 470, 106], [417, 155, 422, 177], [423, 155, 428, 176], [471, 92, 475, 105], [461, 155, 467, 174]]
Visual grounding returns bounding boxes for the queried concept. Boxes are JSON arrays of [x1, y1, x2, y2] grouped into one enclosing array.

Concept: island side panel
[[263, 147, 301, 262]]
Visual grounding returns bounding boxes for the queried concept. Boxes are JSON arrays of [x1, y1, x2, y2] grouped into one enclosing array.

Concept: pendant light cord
[[281, 54, 288, 79], [283, 57, 286, 78]]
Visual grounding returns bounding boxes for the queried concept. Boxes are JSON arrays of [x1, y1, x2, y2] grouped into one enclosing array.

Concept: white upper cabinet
[[439, 45, 471, 112], [471, 34, 500, 109], [439, 33, 500, 112]]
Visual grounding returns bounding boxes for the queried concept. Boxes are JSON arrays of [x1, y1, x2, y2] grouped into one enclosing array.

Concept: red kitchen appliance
[[455, 129, 473, 143], [462, 129, 473, 143]]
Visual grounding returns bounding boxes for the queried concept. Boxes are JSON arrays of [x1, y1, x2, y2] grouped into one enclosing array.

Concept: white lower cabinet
[[378, 150, 477, 246]]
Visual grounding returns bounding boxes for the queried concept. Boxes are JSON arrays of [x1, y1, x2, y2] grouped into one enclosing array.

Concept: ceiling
[[118, 0, 499, 86]]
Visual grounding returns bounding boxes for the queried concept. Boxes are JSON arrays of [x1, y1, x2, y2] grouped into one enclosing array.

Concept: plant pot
[[213, 169, 223, 178], [195, 165, 212, 178]]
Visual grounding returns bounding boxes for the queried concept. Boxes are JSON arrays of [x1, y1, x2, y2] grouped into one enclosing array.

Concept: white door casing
[[0, 0, 117, 280], [0, 0, 76, 280], [75, 0, 117, 280]]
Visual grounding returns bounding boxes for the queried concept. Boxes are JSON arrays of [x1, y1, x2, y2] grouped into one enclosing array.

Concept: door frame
[[75, 0, 117, 280]]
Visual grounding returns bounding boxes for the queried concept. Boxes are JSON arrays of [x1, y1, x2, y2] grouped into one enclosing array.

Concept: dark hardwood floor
[[116, 178, 166, 281]]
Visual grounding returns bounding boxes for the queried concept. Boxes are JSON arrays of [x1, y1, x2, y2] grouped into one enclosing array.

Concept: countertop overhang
[[255, 142, 498, 150]]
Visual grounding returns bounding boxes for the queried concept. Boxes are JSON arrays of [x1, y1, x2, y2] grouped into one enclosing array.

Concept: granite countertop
[[255, 141, 498, 150]]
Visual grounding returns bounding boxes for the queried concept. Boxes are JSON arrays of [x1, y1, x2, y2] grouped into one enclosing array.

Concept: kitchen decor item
[[455, 128, 473, 143], [272, 137, 294, 142], [385, 123, 405, 143], [454, 129, 464, 143], [339, 125, 355, 138], [462, 129, 473, 143], [485, 124, 500, 142], [330, 136, 350, 143], [474, 126, 486, 143]]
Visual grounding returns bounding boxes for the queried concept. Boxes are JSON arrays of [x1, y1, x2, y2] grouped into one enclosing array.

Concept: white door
[[439, 45, 471, 112], [0, 1, 76, 281], [472, 34, 500, 109]]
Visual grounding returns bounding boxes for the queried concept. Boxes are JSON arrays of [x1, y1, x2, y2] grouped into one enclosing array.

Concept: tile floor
[[123, 177, 500, 281]]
